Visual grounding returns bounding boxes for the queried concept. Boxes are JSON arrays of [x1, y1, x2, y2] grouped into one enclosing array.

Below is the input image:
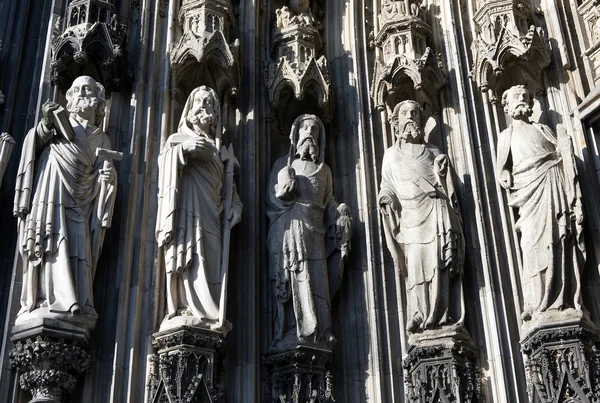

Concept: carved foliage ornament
[[10, 336, 90, 402]]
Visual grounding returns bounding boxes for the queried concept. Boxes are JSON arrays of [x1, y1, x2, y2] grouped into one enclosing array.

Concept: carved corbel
[[51, 0, 129, 92], [371, 1, 445, 115], [169, 0, 240, 104], [470, 0, 550, 100]]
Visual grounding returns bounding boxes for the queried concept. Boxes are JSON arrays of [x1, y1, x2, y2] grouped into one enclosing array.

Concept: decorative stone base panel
[[148, 326, 226, 403], [521, 320, 600, 402], [403, 327, 478, 403], [263, 345, 334, 403], [9, 319, 91, 403]]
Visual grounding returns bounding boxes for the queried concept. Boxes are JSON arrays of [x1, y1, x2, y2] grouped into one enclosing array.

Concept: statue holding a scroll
[[156, 86, 242, 332], [497, 85, 586, 323], [14, 76, 120, 325]]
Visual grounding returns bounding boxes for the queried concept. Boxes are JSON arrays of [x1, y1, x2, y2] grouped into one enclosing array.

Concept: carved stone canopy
[[51, 0, 128, 92], [170, 0, 240, 104], [371, 2, 445, 113], [265, 2, 330, 111], [470, 0, 550, 101]]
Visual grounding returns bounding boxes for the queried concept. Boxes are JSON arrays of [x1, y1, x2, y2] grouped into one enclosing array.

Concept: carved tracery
[[264, 0, 330, 112], [371, 0, 445, 113], [470, 0, 550, 100], [170, 0, 240, 103], [51, 0, 128, 92]]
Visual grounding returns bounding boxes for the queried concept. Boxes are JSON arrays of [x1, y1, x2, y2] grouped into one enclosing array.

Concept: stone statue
[[13, 76, 119, 326], [275, 0, 315, 29], [380, 0, 422, 25], [267, 114, 352, 352], [156, 85, 242, 332], [497, 85, 586, 323], [379, 100, 465, 334]]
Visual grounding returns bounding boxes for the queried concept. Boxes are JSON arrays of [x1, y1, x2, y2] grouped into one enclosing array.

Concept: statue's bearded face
[[188, 90, 217, 128], [67, 77, 99, 116], [396, 103, 423, 143], [296, 118, 320, 163], [505, 88, 533, 119]]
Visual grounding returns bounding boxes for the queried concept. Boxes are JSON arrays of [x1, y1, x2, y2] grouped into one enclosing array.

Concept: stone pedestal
[[521, 319, 600, 402], [148, 326, 226, 403], [263, 346, 334, 403], [403, 327, 478, 403], [9, 318, 91, 403]]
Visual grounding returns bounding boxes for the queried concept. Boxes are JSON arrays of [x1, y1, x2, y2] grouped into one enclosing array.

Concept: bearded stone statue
[[267, 114, 352, 352], [497, 85, 586, 325], [156, 85, 242, 333], [379, 100, 466, 336], [14, 76, 118, 328]]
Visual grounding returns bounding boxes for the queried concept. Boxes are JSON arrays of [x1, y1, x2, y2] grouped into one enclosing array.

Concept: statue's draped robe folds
[[267, 157, 338, 346], [496, 123, 585, 316], [156, 124, 241, 324], [14, 119, 116, 316], [380, 144, 465, 330]]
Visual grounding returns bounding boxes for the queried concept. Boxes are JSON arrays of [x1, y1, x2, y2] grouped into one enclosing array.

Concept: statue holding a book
[[13, 75, 121, 328]]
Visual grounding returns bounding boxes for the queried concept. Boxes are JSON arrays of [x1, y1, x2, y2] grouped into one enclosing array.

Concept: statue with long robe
[[156, 86, 242, 332], [496, 85, 586, 323], [13, 76, 118, 326], [379, 100, 465, 335], [267, 114, 352, 352]]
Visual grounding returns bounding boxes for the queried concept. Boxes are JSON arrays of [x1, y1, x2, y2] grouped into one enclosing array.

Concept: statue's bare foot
[[407, 316, 423, 333], [521, 309, 532, 321], [70, 304, 82, 315]]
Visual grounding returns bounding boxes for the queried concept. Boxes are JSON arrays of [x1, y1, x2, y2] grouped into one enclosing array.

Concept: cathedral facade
[[1, 0, 600, 402]]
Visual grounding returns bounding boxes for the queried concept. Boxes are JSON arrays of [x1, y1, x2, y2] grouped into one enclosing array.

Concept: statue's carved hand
[[434, 154, 449, 177], [275, 166, 297, 200], [182, 137, 215, 161], [41, 101, 60, 129], [379, 194, 399, 216], [499, 169, 513, 189], [229, 205, 242, 228], [572, 201, 584, 225], [99, 164, 116, 184], [335, 203, 352, 256]]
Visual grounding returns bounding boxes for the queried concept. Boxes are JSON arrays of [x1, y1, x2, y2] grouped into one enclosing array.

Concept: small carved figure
[[275, 0, 315, 29], [14, 76, 118, 324], [267, 114, 352, 351], [380, 0, 422, 25], [379, 100, 465, 334], [156, 86, 242, 332], [497, 85, 586, 322]]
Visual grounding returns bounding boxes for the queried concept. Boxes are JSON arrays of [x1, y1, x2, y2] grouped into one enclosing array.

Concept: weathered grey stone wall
[[1, 0, 600, 402]]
